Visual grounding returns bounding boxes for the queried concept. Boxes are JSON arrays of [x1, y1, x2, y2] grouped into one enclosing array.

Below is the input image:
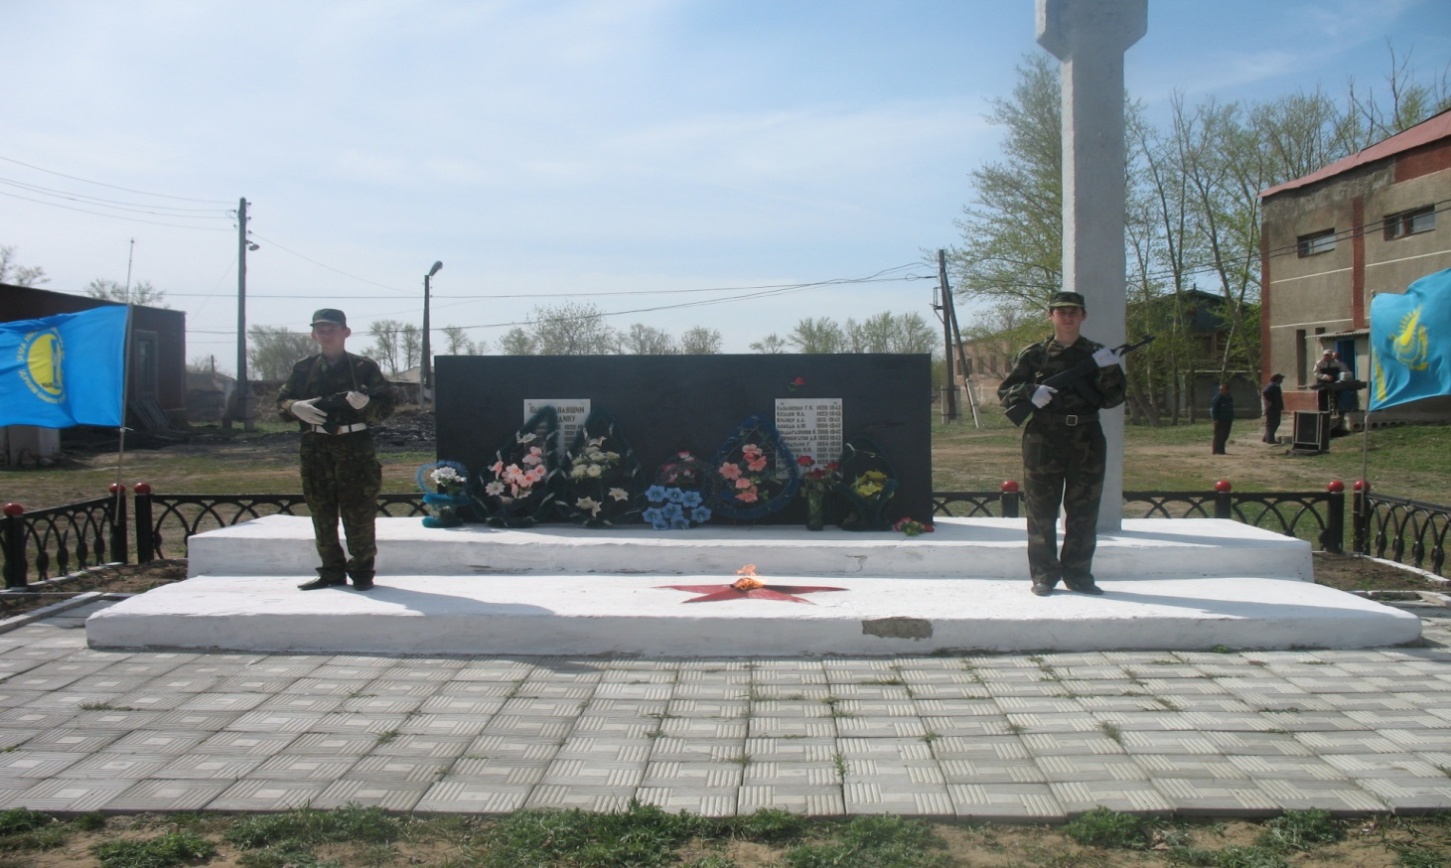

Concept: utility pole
[[233, 198, 255, 432], [422, 261, 443, 411], [936, 249, 958, 423]]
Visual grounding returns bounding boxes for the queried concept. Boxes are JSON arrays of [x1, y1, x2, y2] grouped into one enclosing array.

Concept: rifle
[[1004, 334, 1155, 427]]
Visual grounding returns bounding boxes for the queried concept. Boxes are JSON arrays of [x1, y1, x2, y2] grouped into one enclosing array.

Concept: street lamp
[[422, 260, 443, 411]]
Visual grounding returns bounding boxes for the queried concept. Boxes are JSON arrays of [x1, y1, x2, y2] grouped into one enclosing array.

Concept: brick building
[[1259, 109, 1451, 420]]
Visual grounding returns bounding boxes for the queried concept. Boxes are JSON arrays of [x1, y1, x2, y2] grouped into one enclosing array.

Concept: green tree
[[844, 312, 936, 354], [401, 323, 421, 371], [86, 278, 168, 307], [787, 317, 846, 353], [678, 326, 722, 355], [0, 245, 48, 286], [947, 53, 1062, 312], [247, 326, 316, 380], [498, 327, 536, 355]]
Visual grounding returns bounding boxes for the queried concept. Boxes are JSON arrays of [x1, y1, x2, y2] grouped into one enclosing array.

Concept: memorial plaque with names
[[524, 398, 590, 451], [775, 398, 843, 464]]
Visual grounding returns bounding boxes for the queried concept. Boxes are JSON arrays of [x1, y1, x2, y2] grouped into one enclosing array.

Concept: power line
[[0, 155, 232, 205], [0, 189, 232, 231]]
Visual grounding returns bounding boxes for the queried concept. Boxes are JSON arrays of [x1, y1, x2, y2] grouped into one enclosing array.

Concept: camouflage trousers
[[300, 433, 382, 581], [1021, 419, 1106, 585]]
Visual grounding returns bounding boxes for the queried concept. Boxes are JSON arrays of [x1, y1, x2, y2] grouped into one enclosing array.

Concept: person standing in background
[[1261, 373, 1284, 444], [1210, 383, 1234, 455], [278, 309, 396, 591]]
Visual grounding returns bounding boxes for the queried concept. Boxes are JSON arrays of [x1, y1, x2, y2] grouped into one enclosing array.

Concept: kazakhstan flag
[[0, 305, 129, 428], [1371, 268, 1451, 411]]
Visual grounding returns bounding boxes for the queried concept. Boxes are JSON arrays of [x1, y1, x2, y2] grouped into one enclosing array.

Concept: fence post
[[2, 503, 26, 589], [108, 483, 128, 564], [1213, 480, 1232, 520], [1352, 479, 1369, 555], [1322, 480, 1344, 554], [134, 483, 154, 564], [1001, 480, 1020, 519]]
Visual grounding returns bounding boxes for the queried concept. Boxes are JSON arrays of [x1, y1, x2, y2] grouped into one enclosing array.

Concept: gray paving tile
[[197, 731, 300, 755], [1036, 755, 1151, 782], [154, 755, 269, 780], [939, 758, 1046, 783], [0, 750, 87, 778], [525, 784, 638, 811], [312, 778, 430, 811], [743, 761, 841, 787], [107, 778, 233, 811], [541, 758, 645, 787], [1152, 778, 1284, 817], [55, 753, 172, 779], [1321, 753, 1449, 779], [1050, 780, 1173, 815], [635, 787, 736, 816], [466, 735, 564, 762], [210, 779, 330, 811], [1254, 778, 1387, 814], [1226, 755, 1351, 781], [742, 738, 837, 762], [845, 780, 953, 816], [17, 776, 136, 812], [737, 784, 844, 816], [946, 782, 1063, 821], [1356, 777, 1451, 813], [251, 754, 363, 781]]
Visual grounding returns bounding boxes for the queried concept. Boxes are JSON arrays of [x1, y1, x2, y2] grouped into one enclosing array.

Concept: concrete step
[[186, 516, 1316, 581], [84, 517, 1421, 655]]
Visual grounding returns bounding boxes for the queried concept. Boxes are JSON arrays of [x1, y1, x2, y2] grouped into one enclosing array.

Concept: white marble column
[[1037, 0, 1146, 532]]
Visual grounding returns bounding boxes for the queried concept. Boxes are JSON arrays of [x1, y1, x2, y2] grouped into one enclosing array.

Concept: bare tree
[[442, 325, 486, 355], [530, 301, 618, 355], [0, 245, 48, 286], [369, 319, 405, 374], [86, 278, 168, 307], [678, 326, 722, 355], [750, 333, 790, 353], [620, 323, 676, 354]]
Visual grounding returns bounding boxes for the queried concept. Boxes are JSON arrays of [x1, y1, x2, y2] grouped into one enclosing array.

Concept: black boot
[[298, 576, 347, 591]]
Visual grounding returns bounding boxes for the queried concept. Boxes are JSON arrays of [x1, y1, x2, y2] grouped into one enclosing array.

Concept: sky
[[3, 0, 1450, 368]]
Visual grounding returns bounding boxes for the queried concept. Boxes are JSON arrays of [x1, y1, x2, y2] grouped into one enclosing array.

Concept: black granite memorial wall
[[434, 353, 932, 526]]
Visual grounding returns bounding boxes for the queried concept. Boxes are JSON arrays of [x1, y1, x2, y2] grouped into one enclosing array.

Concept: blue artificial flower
[[670, 513, 691, 529], [645, 485, 669, 504], [690, 505, 712, 524], [665, 486, 686, 503], [679, 489, 703, 508], [643, 507, 667, 529]]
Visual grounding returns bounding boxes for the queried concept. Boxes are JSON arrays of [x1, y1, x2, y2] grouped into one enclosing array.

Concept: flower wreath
[[644, 450, 713, 529], [832, 436, 898, 531], [417, 460, 469, 496], [472, 405, 561, 528], [708, 414, 800, 520], [558, 410, 642, 528]]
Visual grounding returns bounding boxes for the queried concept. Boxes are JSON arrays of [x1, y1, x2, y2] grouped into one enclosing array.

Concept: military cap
[[311, 309, 348, 327], [1047, 291, 1086, 310]]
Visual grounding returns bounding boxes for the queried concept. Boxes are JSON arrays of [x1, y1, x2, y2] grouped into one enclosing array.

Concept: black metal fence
[[1354, 484, 1450, 577], [3, 479, 1444, 588]]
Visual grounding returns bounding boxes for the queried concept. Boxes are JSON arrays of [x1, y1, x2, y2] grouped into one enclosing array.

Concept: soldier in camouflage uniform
[[998, 292, 1127, 597], [278, 309, 396, 591]]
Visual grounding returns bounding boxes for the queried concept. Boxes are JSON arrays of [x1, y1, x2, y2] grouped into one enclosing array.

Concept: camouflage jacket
[[277, 352, 396, 433], [998, 335, 1127, 418]]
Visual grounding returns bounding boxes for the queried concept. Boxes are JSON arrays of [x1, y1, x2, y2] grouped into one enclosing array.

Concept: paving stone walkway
[[0, 597, 1446, 819]]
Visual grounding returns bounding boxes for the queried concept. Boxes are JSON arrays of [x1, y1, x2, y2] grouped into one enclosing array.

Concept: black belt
[[1034, 411, 1098, 427]]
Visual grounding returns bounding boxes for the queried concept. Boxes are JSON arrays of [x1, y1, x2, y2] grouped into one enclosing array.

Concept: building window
[[1384, 206, 1436, 240], [1297, 229, 1336, 257]]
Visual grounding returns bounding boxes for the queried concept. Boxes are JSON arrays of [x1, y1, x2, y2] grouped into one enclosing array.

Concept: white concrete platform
[[86, 517, 1422, 655], [187, 515, 1317, 581]]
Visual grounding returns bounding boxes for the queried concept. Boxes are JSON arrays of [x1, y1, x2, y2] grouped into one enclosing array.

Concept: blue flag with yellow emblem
[[0, 306, 129, 428], [1371, 268, 1451, 411]]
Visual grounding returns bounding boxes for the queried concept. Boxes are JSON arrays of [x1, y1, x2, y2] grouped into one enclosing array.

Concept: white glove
[[290, 398, 326, 426], [345, 390, 370, 410], [1093, 347, 1121, 368], [1030, 385, 1057, 408]]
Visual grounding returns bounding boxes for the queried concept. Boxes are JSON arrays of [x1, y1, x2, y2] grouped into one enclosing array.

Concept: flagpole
[[112, 304, 133, 560]]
